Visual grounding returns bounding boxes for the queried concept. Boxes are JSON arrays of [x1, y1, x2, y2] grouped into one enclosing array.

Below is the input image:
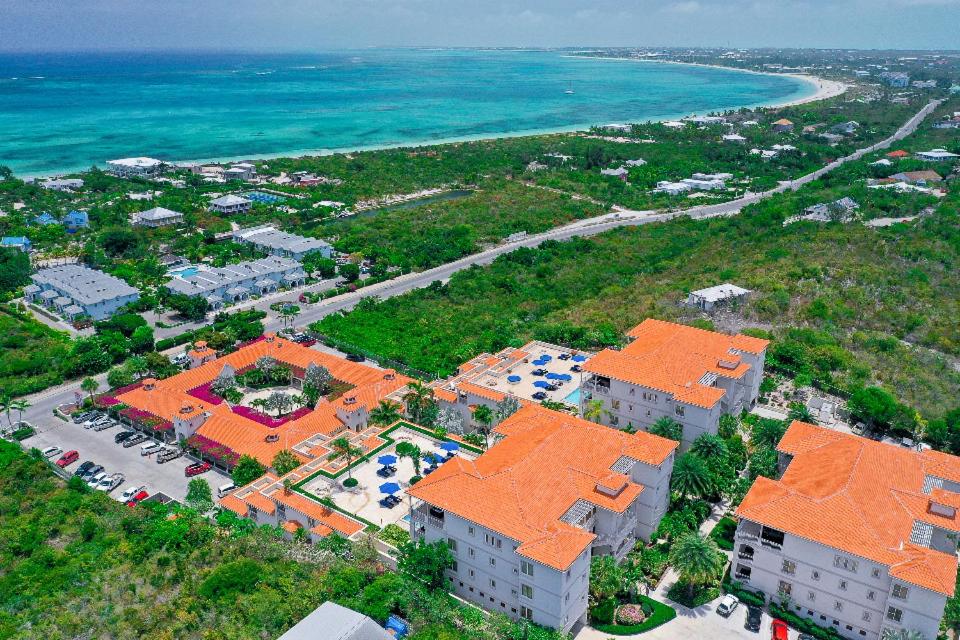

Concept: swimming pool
[[168, 265, 200, 279], [564, 388, 581, 406], [244, 191, 286, 204]]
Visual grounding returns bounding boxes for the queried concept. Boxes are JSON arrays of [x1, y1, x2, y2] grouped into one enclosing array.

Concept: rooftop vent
[[143, 378, 157, 391], [265, 434, 279, 443], [343, 396, 357, 405], [718, 358, 740, 370], [383, 369, 396, 380], [180, 403, 194, 415]]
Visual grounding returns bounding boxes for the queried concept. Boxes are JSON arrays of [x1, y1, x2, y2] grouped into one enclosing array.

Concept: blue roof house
[[64, 210, 89, 232], [1, 236, 31, 252], [33, 212, 58, 226]]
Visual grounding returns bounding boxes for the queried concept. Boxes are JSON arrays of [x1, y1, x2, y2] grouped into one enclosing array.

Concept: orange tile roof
[[586, 319, 767, 408], [282, 520, 303, 533], [267, 487, 365, 538], [773, 118, 794, 125], [456, 380, 508, 403], [887, 150, 910, 158], [219, 493, 249, 517], [736, 421, 960, 596], [118, 335, 410, 466], [407, 404, 676, 570]]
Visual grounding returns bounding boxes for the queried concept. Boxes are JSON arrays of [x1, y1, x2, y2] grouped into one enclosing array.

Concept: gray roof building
[[277, 602, 391, 640], [234, 225, 333, 260], [165, 256, 306, 304], [134, 207, 184, 227], [27, 264, 140, 320]]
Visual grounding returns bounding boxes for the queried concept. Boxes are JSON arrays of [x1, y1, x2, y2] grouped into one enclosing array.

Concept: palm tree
[[0, 396, 11, 427], [250, 398, 270, 414], [80, 377, 99, 404], [589, 555, 625, 602], [403, 381, 434, 423], [788, 401, 816, 424], [671, 453, 715, 501], [690, 434, 728, 461], [583, 399, 607, 423], [10, 399, 30, 425], [669, 531, 726, 598], [395, 441, 423, 476], [330, 436, 363, 480], [369, 400, 403, 426], [472, 404, 494, 449], [650, 416, 683, 441]]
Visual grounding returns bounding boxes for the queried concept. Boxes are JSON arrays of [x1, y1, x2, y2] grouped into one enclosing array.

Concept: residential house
[[829, 121, 860, 136], [785, 197, 860, 225], [686, 283, 752, 312], [911, 80, 937, 89], [224, 163, 257, 182], [276, 602, 392, 640], [602, 123, 632, 133], [1, 236, 31, 252], [915, 149, 960, 162], [63, 210, 89, 232], [41, 178, 84, 191], [601, 167, 629, 182], [580, 319, 768, 447], [25, 264, 140, 320], [133, 207, 185, 228], [233, 225, 333, 260], [407, 404, 677, 632], [723, 134, 747, 143], [890, 171, 942, 186], [772, 119, 795, 133], [886, 150, 910, 159], [33, 212, 58, 226], [734, 421, 960, 640], [106, 157, 164, 178], [209, 194, 252, 215]]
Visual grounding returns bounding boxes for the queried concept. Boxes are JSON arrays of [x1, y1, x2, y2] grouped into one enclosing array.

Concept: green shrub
[[709, 517, 737, 551], [343, 477, 358, 488], [666, 580, 720, 609], [590, 597, 617, 624], [198, 559, 263, 600], [592, 595, 677, 635], [11, 426, 35, 441], [378, 523, 410, 548], [723, 579, 766, 608], [769, 602, 843, 640]]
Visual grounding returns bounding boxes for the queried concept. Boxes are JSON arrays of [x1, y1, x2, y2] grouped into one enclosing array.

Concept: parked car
[[771, 619, 789, 640], [73, 412, 94, 424], [41, 446, 63, 458], [97, 473, 124, 492], [87, 417, 112, 430], [56, 450, 79, 467], [716, 594, 739, 617], [185, 461, 212, 477], [798, 635, 817, 640], [80, 465, 104, 481], [745, 606, 762, 633], [86, 471, 109, 489], [115, 430, 136, 443], [119, 485, 146, 502], [157, 448, 184, 463], [93, 420, 117, 432], [82, 413, 103, 426], [345, 353, 365, 362], [140, 442, 163, 456], [126, 490, 149, 507], [74, 460, 96, 476], [122, 434, 148, 448]]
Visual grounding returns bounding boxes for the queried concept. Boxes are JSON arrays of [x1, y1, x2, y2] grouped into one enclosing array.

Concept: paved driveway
[[20, 415, 230, 502]]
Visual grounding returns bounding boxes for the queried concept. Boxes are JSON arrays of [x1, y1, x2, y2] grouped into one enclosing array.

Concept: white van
[[140, 442, 162, 456], [217, 482, 236, 498]]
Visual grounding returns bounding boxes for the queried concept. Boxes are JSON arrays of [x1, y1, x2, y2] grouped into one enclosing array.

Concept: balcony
[[412, 504, 445, 530], [735, 565, 753, 582], [738, 545, 755, 561]]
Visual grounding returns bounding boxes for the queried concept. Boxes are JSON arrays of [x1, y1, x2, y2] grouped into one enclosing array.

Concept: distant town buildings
[[25, 264, 140, 321], [879, 71, 910, 88], [106, 157, 165, 178]]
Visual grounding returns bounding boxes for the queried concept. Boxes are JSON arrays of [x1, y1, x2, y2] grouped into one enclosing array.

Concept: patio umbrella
[[507, 375, 521, 383], [540, 354, 553, 361], [423, 453, 443, 466], [571, 354, 587, 362], [545, 372, 561, 380], [379, 482, 401, 495], [439, 441, 460, 452], [557, 373, 573, 381], [377, 454, 397, 466], [533, 380, 551, 389]]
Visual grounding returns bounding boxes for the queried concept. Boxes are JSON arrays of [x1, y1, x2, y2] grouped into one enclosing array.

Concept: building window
[[451, 561, 458, 573], [489, 557, 496, 567], [839, 580, 847, 591], [808, 591, 816, 602], [781, 560, 796, 575], [675, 406, 685, 417], [872, 568, 881, 579], [892, 584, 909, 600], [867, 591, 876, 601], [612, 400, 621, 410], [862, 612, 871, 623], [520, 606, 533, 620], [886, 607, 903, 623], [490, 579, 496, 589], [469, 569, 475, 579], [834, 601, 843, 612], [468, 547, 475, 558], [778, 581, 792, 596], [447, 538, 457, 552], [468, 526, 475, 536], [521, 584, 534, 599], [834, 556, 858, 573], [812, 570, 820, 581], [565, 593, 570, 603], [521, 560, 534, 577]]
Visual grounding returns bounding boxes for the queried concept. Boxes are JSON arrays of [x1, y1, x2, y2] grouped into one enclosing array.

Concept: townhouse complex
[[407, 404, 677, 632], [735, 421, 960, 640], [24, 264, 140, 321], [581, 319, 768, 447], [164, 256, 306, 307], [233, 225, 333, 260]]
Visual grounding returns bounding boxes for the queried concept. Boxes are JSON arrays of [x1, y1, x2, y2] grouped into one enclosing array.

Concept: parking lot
[[21, 411, 231, 503]]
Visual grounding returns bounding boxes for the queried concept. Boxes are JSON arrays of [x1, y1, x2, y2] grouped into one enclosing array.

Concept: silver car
[[97, 473, 125, 492]]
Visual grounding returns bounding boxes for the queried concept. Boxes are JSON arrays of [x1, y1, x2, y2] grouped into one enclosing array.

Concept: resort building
[[117, 334, 411, 467], [209, 194, 252, 215], [234, 225, 333, 260], [224, 163, 257, 182], [106, 157, 165, 178], [406, 404, 678, 632], [428, 341, 593, 428], [41, 178, 84, 191], [734, 421, 960, 640], [580, 319, 768, 447], [879, 71, 910, 88], [133, 206, 185, 228], [63, 210, 89, 232], [686, 283, 752, 311], [915, 149, 960, 162], [24, 264, 140, 321], [164, 256, 307, 307]]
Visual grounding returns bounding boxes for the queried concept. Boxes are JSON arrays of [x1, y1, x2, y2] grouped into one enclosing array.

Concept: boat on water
[[564, 80, 575, 95]]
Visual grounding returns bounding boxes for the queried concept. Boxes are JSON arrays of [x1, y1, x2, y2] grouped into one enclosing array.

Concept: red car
[[185, 461, 211, 477], [56, 450, 79, 467], [771, 619, 789, 640], [126, 490, 149, 507]]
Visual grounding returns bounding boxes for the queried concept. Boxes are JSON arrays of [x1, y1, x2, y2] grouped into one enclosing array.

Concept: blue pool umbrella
[[377, 454, 397, 465], [379, 482, 401, 495], [540, 354, 553, 361], [533, 380, 551, 389], [440, 441, 460, 452], [423, 453, 443, 466], [572, 354, 587, 362], [558, 373, 573, 381], [545, 372, 561, 380], [507, 375, 521, 383]]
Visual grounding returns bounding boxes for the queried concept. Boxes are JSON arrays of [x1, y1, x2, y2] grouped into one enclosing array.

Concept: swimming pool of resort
[[243, 191, 285, 204], [564, 388, 581, 406], [168, 265, 200, 279]]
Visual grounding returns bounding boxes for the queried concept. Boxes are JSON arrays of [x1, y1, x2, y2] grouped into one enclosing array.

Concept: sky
[[1, 0, 959, 52]]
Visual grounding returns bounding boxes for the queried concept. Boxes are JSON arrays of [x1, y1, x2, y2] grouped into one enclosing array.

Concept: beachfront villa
[[233, 225, 333, 260], [106, 157, 165, 178], [580, 319, 768, 448], [133, 206, 185, 227], [164, 256, 306, 307], [1, 236, 31, 252], [24, 264, 140, 321], [734, 421, 960, 640], [407, 403, 678, 632], [41, 178, 84, 191], [209, 194, 252, 215]]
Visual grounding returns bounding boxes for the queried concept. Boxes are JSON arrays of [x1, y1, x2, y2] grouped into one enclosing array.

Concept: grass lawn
[[592, 595, 678, 635]]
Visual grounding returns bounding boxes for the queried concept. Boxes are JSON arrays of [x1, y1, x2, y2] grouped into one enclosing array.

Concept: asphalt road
[[14, 98, 941, 496]]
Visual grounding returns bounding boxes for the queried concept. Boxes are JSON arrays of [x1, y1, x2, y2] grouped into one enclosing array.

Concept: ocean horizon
[[0, 49, 813, 176]]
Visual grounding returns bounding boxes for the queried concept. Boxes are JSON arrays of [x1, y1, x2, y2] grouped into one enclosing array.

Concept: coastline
[[24, 56, 847, 179]]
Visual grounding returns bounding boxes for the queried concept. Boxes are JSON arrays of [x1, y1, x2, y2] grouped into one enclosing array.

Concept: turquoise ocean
[[0, 49, 813, 176]]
